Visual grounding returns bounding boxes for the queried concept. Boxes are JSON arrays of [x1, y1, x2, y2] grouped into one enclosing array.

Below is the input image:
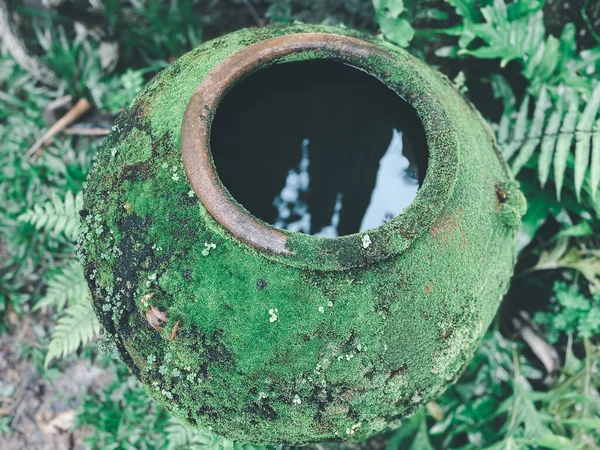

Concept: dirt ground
[[0, 316, 113, 450]]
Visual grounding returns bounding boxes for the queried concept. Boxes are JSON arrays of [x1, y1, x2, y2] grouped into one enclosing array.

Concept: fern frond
[[446, 0, 600, 201], [18, 191, 82, 240], [165, 417, 272, 450], [502, 94, 530, 161], [34, 260, 88, 311], [500, 83, 600, 202], [511, 87, 549, 175], [165, 417, 212, 449], [574, 83, 600, 201], [44, 299, 100, 368], [538, 98, 563, 187], [590, 119, 600, 200], [554, 88, 579, 200]]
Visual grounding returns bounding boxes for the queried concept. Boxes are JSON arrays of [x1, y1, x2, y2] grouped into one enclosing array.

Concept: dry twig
[[243, 0, 265, 27], [24, 98, 92, 159], [512, 310, 560, 383]]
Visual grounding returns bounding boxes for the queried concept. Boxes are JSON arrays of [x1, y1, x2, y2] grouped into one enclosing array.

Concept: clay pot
[[80, 24, 525, 445]]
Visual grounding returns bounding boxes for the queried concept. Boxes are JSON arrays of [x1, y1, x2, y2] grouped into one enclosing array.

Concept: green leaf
[[379, 17, 415, 48], [574, 82, 600, 201], [164, 416, 272, 450], [503, 94, 530, 160], [558, 418, 600, 430], [386, 410, 432, 450], [516, 183, 563, 252], [374, 0, 406, 18], [17, 191, 83, 240], [165, 417, 212, 449], [556, 23, 577, 73], [528, 36, 560, 81], [535, 434, 575, 449], [44, 299, 100, 368], [34, 260, 89, 311], [409, 412, 435, 450], [444, 0, 476, 20], [374, 0, 415, 48], [414, 8, 448, 21], [512, 87, 549, 174], [539, 97, 564, 187], [554, 89, 579, 200], [590, 119, 600, 199], [555, 221, 593, 239]]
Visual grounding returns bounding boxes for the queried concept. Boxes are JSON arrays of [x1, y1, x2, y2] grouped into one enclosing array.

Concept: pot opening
[[210, 60, 429, 237]]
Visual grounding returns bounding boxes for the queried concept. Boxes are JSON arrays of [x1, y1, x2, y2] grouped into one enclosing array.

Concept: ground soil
[[0, 316, 113, 450]]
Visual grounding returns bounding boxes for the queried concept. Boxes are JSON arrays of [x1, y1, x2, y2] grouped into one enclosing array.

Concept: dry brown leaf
[[41, 409, 75, 435], [145, 308, 166, 332], [151, 306, 167, 322], [169, 321, 180, 342]]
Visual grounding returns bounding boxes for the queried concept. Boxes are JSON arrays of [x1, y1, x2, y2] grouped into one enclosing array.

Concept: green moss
[[79, 24, 524, 445]]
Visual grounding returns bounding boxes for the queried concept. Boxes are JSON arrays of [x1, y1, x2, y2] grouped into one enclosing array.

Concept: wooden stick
[[244, 0, 265, 27], [24, 98, 92, 159]]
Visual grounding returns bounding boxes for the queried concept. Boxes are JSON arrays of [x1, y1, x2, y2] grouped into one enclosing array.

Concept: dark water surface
[[210, 60, 429, 237]]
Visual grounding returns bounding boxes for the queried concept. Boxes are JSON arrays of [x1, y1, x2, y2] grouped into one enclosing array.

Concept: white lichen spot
[[362, 234, 372, 249], [345, 422, 361, 435], [411, 393, 422, 403], [202, 242, 217, 256], [161, 162, 168, 169], [269, 308, 279, 323], [139, 292, 154, 309], [172, 173, 180, 182], [188, 189, 195, 197], [318, 306, 325, 313], [148, 273, 157, 281], [293, 394, 302, 406], [111, 147, 117, 157]]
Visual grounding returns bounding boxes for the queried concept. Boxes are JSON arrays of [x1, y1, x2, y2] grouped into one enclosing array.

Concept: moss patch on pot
[[79, 24, 525, 445]]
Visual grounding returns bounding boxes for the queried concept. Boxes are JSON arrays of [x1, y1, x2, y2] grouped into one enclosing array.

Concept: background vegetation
[[1, 0, 599, 448]]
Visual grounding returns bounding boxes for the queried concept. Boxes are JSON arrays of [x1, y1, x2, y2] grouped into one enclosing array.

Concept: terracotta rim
[[181, 32, 460, 262]]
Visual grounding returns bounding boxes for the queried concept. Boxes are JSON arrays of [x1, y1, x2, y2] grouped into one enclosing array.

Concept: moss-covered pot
[[79, 24, 526, 445]]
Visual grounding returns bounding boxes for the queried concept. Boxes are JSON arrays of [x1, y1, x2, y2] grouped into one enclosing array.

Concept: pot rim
[[181, 31, 460, 270]]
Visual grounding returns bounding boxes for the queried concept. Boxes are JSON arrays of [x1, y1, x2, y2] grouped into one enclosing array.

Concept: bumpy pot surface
[[79, 24, 526, 445]]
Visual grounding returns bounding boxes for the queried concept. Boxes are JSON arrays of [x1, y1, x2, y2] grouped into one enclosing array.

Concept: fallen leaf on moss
[[151, 306, 167, 322], [146, 307, 167, 332], [169, 321, 180, 341]]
